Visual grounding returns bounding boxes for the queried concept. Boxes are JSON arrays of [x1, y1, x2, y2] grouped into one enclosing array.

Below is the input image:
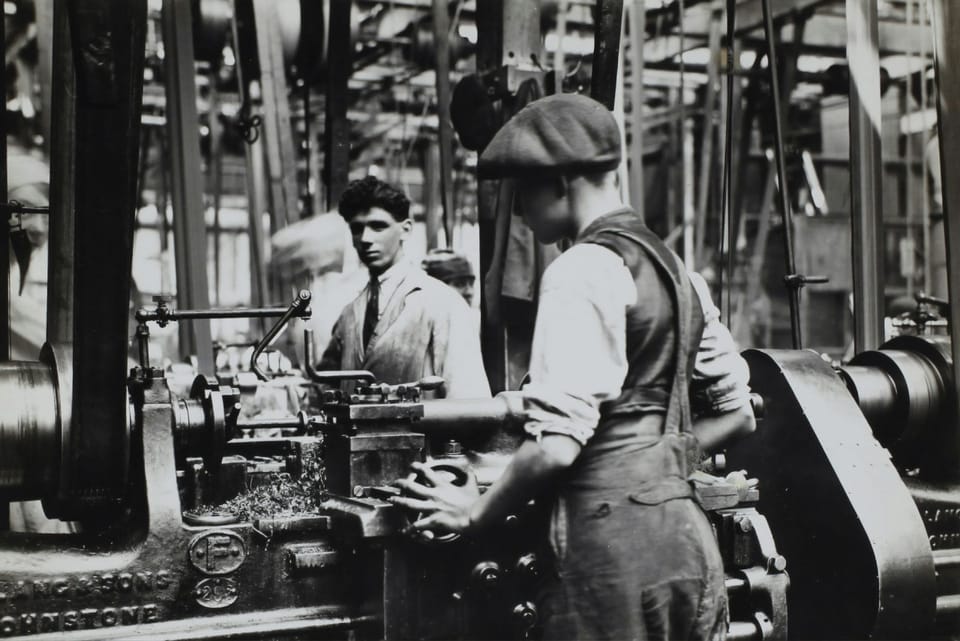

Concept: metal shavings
[[195, 448, 326, 522]]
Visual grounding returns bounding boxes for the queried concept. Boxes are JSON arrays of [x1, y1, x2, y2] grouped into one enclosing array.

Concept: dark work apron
[[539, 211, 728, 641]]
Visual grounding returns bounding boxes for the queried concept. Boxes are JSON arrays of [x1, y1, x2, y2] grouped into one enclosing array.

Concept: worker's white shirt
[[369, 257, 411, 319], [522, 244, 751, 446]]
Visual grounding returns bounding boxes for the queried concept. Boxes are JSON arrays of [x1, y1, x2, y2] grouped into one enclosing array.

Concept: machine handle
[[250, 290, 312, 381], [302, 327, 377, 385], [401, 461, 469, 545]]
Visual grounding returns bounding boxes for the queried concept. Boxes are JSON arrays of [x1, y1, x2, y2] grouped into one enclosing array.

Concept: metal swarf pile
[[196, 448, 326, 522]]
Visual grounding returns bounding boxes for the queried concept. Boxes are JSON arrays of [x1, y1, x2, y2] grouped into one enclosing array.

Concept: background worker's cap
[[422, 249, 474, 282], [477, 92, 622, 179]]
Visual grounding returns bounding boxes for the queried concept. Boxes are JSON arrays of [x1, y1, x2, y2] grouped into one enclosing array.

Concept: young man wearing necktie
[[317, 176, 490, 399]]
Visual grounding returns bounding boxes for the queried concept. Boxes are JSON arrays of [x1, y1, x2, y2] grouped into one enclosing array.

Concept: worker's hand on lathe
[[390, 461, 480, 535]]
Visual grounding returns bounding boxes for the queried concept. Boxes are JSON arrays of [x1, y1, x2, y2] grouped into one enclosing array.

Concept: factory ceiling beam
[[161, 0, 214, 373]]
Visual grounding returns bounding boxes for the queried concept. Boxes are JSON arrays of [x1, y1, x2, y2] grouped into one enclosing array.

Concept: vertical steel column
[[694, 10, 722, 268], [931, 0, 960, 470], [761, 0, 802, 348], [432, 0, 455, 245], [0, 4, 7, 361], [423, 141, 442, 250], [323, 0, 352, 210], [846, 0, 885, 352], [161, 0, 214, 372], [47, 0, 76, 346], [66, 0, 146, 515], [591, 0, 623, 110], [230, 0, 267, 313], [627, 0, 645, 221]]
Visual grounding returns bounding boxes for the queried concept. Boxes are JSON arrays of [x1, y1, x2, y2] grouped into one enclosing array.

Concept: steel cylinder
[[0, 361, 60, 500]]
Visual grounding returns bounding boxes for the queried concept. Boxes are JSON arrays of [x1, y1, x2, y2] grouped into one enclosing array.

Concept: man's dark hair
[[338, 176, 410, 222]]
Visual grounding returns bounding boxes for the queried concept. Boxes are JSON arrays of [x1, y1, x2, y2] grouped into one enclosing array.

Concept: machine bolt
[[512, 601, 539, 628], [766, 555, 787, 573], [737, 516, 754, 533], [471, 561, 501, 589], [515, 553, 539, 579], [353, 485, 365, 498]]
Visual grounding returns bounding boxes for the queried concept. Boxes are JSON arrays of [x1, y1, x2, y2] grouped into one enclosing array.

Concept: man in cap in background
[[421, 248, 476, 307], [318, 176, 490, 399], [392, 92, 752, 640]]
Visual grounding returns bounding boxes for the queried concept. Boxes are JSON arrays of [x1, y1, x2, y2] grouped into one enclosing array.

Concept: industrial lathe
[[0, 287, 787, 640]]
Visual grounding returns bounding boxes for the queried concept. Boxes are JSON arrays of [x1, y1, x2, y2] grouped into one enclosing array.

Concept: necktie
[[363, 276, 380, 348]]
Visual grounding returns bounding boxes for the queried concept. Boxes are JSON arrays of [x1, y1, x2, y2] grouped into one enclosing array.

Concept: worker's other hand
[[389, 461, 480, 536]]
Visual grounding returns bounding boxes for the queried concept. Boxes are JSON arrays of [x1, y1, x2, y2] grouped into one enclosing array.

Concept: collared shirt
[[522, 244, 751, 446], [367, 257, 412, 321]]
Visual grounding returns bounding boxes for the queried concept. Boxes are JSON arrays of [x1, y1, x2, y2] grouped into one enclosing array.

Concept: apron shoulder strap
[[594, 227, 698, 435]]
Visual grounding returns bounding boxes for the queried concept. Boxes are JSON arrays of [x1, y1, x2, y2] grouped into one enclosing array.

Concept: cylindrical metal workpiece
[[419, 393, 525, 435], [0, 361, 59, 500]]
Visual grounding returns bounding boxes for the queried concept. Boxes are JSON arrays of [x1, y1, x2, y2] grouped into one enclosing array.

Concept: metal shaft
[[760, 0, 801, 349]]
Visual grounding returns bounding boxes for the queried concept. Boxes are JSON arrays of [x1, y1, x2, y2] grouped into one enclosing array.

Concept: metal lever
[[302, 327, 376, 385], [250, 290, 313, 381]]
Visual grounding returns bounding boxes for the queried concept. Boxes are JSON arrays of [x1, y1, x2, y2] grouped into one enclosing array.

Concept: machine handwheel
[[407, 461, 469, 544]]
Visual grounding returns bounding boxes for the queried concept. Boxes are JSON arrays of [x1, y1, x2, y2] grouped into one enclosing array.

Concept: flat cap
[[422, 249, 474, 282], [478, 92, 621, 179]]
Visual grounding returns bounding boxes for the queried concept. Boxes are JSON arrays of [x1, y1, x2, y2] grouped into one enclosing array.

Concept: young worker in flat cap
[[318, 176, 490, 399], [421, 248, 476, 306], [392, 92, 754, 640]]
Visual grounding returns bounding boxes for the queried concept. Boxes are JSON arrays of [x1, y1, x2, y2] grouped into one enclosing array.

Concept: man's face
[[446, 275, 475, 306], [517, 177, 571, 245], [349, 207, 411, 274]]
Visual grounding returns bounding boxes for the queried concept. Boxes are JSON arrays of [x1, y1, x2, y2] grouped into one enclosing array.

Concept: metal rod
[[237, 416, 304, 430], [0, 204, 50, 216], [722, 1, 736, 326], [303, 327, 376, 384], [627, 0, 645, 220], [432, 0, 455, 245], [846, 0, 885, 352], [760, 0, 802, 349], [250, 290, 312, 381], [137, 305, 306, 324]]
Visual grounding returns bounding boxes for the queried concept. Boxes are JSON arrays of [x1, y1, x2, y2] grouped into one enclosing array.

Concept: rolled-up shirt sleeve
[[688, 272, 752, 415], [522, 244, 636, 446]]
